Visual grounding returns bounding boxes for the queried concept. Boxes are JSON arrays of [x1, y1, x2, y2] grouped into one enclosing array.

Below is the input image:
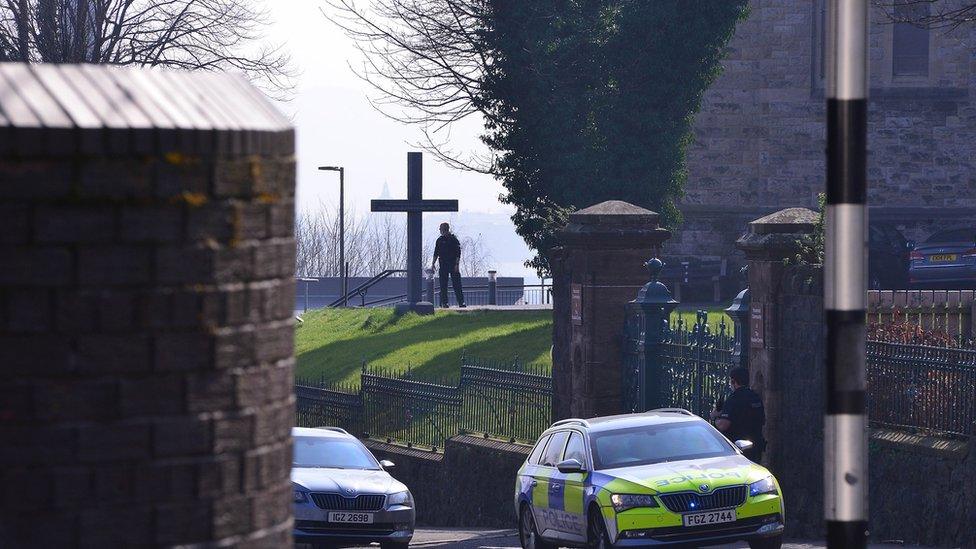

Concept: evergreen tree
[[328, 0, 749, 274]]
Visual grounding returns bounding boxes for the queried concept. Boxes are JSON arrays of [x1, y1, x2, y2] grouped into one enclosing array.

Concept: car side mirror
[[734, 440, 754, 452], [556, 458, 585, 474], [379, 459, 395, 469]]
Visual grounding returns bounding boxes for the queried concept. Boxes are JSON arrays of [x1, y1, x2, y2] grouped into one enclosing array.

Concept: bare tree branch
[[295, 203, 493, 278], [0, 0, 294, 97], [322, 0, 498, 172], [873, 0, 976, 31]]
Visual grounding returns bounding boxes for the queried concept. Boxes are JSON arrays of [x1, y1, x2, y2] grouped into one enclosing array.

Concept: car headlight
[[610, 493, 659, 512], [294, 490, 308, 503], [749, 476, 778, 497], [387, 490, 413, 507]]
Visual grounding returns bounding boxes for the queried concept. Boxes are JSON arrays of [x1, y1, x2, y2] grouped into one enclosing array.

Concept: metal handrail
[[328, 269, 406, 307], [363, 293, 407, 307]]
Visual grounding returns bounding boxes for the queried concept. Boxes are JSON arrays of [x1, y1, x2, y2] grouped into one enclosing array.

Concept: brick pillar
[[551, 200, 671, 420], [0, 65, 295, 547], [735, 207, 816, 469]]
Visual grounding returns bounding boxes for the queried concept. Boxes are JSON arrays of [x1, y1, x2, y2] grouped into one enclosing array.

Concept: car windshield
[[293, 436, 381, 470], [925, 229, 976, 243], [589, 421, 735, 470]]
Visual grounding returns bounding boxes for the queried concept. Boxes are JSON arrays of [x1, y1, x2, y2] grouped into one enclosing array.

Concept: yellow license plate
[[930, 254, 957, 262]]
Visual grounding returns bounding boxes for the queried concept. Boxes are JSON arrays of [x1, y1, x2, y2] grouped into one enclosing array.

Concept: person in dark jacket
[[432, 223, 465, 308], [710, 366, 766, 463]]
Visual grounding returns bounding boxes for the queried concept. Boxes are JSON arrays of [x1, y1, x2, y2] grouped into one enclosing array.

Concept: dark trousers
[[438, 267, 464, 306]]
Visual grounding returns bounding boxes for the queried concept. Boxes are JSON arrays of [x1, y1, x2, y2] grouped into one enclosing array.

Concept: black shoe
[[440, 303, 449, 308], [459, 303, 467, 308]]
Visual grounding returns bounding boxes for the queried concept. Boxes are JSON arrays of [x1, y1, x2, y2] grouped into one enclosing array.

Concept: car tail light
[[909, 251, 924, 261]]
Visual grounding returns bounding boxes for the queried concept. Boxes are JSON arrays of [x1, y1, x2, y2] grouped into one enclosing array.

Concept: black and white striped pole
[[825, 1, 869, 547]]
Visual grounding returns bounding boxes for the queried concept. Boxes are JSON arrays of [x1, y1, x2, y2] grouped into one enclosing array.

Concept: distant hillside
[[295, 308, 552, 384]]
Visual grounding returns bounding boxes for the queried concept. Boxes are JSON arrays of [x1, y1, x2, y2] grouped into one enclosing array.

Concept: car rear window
[[540, 431, 569, 467], [528, 434, 550, 465], [590, 421, 734, 470], [925, 229, 976, 243]]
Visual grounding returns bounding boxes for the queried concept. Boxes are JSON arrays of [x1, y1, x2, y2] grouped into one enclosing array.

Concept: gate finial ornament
[[646, 257, 664, 282]]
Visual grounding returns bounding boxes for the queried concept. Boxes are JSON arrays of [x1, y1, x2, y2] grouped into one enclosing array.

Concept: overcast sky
[[264, 2, 536, 278]]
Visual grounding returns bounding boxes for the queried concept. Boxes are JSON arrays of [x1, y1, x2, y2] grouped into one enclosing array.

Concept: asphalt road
[[333, 528, 922, 548]]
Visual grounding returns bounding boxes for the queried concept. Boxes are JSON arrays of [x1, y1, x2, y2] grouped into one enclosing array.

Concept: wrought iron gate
[[658, 311, 735, 417]]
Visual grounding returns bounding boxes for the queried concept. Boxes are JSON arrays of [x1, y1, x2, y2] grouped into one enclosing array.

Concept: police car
[[514, 409, 784, 548]]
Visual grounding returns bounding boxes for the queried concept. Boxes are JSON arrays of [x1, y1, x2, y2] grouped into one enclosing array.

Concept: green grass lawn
[[295, 308, 553, 385], [672, 306, 733, 333]]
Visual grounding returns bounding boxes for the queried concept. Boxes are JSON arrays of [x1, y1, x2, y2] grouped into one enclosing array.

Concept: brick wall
[[364, 436, 531, 527], [0, 129, 296, 544], [675, 0, 976, 269]]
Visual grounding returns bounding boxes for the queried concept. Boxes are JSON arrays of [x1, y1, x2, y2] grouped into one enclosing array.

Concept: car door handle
[[550, 483, 562, 490]]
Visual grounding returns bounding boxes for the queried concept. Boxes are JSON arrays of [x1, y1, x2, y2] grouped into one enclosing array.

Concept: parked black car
[[909, 228, 976, 289], [869, 223, 910, 289]]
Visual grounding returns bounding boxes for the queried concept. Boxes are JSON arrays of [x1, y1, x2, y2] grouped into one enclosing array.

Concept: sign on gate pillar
[[571, 284, 583, 325], [750, 304, 765, 348]]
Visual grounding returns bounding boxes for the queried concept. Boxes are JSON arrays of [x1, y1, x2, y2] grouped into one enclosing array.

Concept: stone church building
[[673, 0, 976, 272]]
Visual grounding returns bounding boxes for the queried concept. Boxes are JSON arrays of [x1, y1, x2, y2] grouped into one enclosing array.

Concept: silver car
[[292, 427, 415, 548], [909, 228, 976, 288]]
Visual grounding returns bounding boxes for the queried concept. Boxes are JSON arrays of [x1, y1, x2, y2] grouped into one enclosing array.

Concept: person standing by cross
[[432, 223, 466, 308], [371, 152, 458, 315]]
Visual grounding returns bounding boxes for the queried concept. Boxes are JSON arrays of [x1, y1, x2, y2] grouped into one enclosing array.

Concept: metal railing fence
[[294, 357, 553, 451], [867, 340, 976, 437]]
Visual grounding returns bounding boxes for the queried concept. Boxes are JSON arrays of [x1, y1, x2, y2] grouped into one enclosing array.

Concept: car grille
[[309, 493, 386, 511], [658, 485, 748, 513], [295, 520, 394, 535]]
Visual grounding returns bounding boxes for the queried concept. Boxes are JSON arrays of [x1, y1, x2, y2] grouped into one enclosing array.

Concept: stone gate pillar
[[735, 207, 816, 468], [551, 201, 670, 420], [0, 65, 296, 547]]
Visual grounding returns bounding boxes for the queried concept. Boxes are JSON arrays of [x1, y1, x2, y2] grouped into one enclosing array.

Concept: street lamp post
[[319, 166, 347, 306]]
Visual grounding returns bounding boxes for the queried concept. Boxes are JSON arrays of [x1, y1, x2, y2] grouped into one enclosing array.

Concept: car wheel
[[518, 504, 555, 549], [586, 506, 611, 549], [749, 534, 783, 549]]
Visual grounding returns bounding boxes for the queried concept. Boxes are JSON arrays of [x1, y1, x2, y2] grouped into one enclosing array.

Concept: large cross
[[371, 152, 458, 315]]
